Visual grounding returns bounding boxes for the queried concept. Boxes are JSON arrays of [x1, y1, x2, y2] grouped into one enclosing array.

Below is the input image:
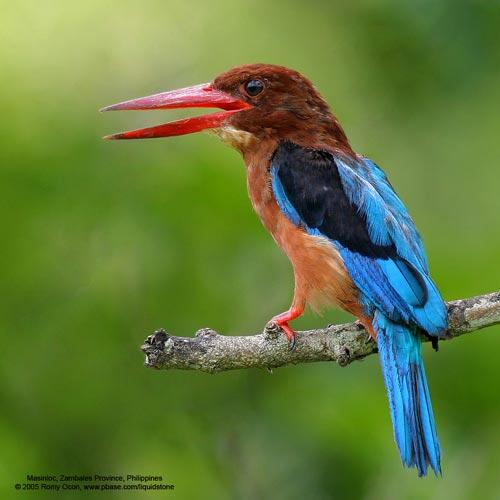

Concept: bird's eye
[[244, 79, 264, 97]]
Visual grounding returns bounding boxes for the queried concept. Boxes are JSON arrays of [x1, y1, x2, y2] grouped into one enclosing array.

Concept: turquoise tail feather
[[374, 311, 441, 476]]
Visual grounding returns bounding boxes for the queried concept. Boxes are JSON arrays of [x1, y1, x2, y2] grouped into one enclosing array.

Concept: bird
[[102, 64, 448, 476]]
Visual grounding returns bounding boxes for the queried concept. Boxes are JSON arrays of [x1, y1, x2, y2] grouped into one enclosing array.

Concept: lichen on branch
[[141, 292, 500, 373]]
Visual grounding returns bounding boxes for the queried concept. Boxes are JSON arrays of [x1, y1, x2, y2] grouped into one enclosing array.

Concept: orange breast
[[245, 156, 365, 320]]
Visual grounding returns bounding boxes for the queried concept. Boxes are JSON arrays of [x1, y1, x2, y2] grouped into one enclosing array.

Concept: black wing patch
[[272, 141, 395, 258], [271, 141, 427, 304]]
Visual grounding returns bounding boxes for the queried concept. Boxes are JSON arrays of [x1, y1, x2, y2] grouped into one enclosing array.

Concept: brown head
[[102, 63, 351, 154]]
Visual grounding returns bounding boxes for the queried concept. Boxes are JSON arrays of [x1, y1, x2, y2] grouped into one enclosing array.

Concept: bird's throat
[[208, 125, 257, 153]]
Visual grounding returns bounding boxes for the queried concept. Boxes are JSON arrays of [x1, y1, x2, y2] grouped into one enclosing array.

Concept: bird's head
[[102, 64, 350, 153]]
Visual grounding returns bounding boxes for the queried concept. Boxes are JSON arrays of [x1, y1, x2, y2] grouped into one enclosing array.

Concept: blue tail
[[373, 311, 441, 476]]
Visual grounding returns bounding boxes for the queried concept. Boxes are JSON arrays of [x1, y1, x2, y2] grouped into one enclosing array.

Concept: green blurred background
[[1, 1, 500, 498]]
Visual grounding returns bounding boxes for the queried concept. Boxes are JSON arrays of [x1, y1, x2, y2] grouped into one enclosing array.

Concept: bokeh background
[[1, 1, 500, 498]]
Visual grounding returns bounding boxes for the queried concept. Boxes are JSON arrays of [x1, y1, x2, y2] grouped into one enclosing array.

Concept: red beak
[[101, 83, 251, 140]]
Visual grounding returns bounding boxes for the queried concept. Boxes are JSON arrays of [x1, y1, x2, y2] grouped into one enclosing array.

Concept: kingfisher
[[102, 64, 448, 476]]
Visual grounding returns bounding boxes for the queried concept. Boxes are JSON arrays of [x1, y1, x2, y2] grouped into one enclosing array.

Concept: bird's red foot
[[270, 306, 303, 349], [271, 320, 296, 348]]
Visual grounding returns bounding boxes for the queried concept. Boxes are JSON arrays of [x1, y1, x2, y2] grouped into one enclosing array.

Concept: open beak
[[101, 83, 251, 140]]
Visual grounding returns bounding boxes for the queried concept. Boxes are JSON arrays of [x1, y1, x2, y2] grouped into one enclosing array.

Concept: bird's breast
[[245, 155, 362, 318]]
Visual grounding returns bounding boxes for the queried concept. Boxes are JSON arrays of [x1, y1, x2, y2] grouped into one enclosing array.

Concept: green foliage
[[1, 1, 500, 498]]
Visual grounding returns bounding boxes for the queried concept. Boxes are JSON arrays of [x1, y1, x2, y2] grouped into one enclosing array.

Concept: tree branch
[[141, 292, 500, 373]]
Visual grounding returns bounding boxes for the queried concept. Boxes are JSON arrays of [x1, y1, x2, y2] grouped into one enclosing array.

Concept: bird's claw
[[269, 321, 297, 349]]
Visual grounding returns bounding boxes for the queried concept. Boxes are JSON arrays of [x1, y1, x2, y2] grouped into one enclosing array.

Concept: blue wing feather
[[271, 147, 447, 335], [362, 158, 429, 273], [271, 166, 303, 226], [335, 155, 429, 272], [270, 142, 446, 476], [334, 155, 447, 333]]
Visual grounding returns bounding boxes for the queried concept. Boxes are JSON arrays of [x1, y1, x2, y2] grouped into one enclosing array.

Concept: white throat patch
[[208, 125, 256, 150]]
